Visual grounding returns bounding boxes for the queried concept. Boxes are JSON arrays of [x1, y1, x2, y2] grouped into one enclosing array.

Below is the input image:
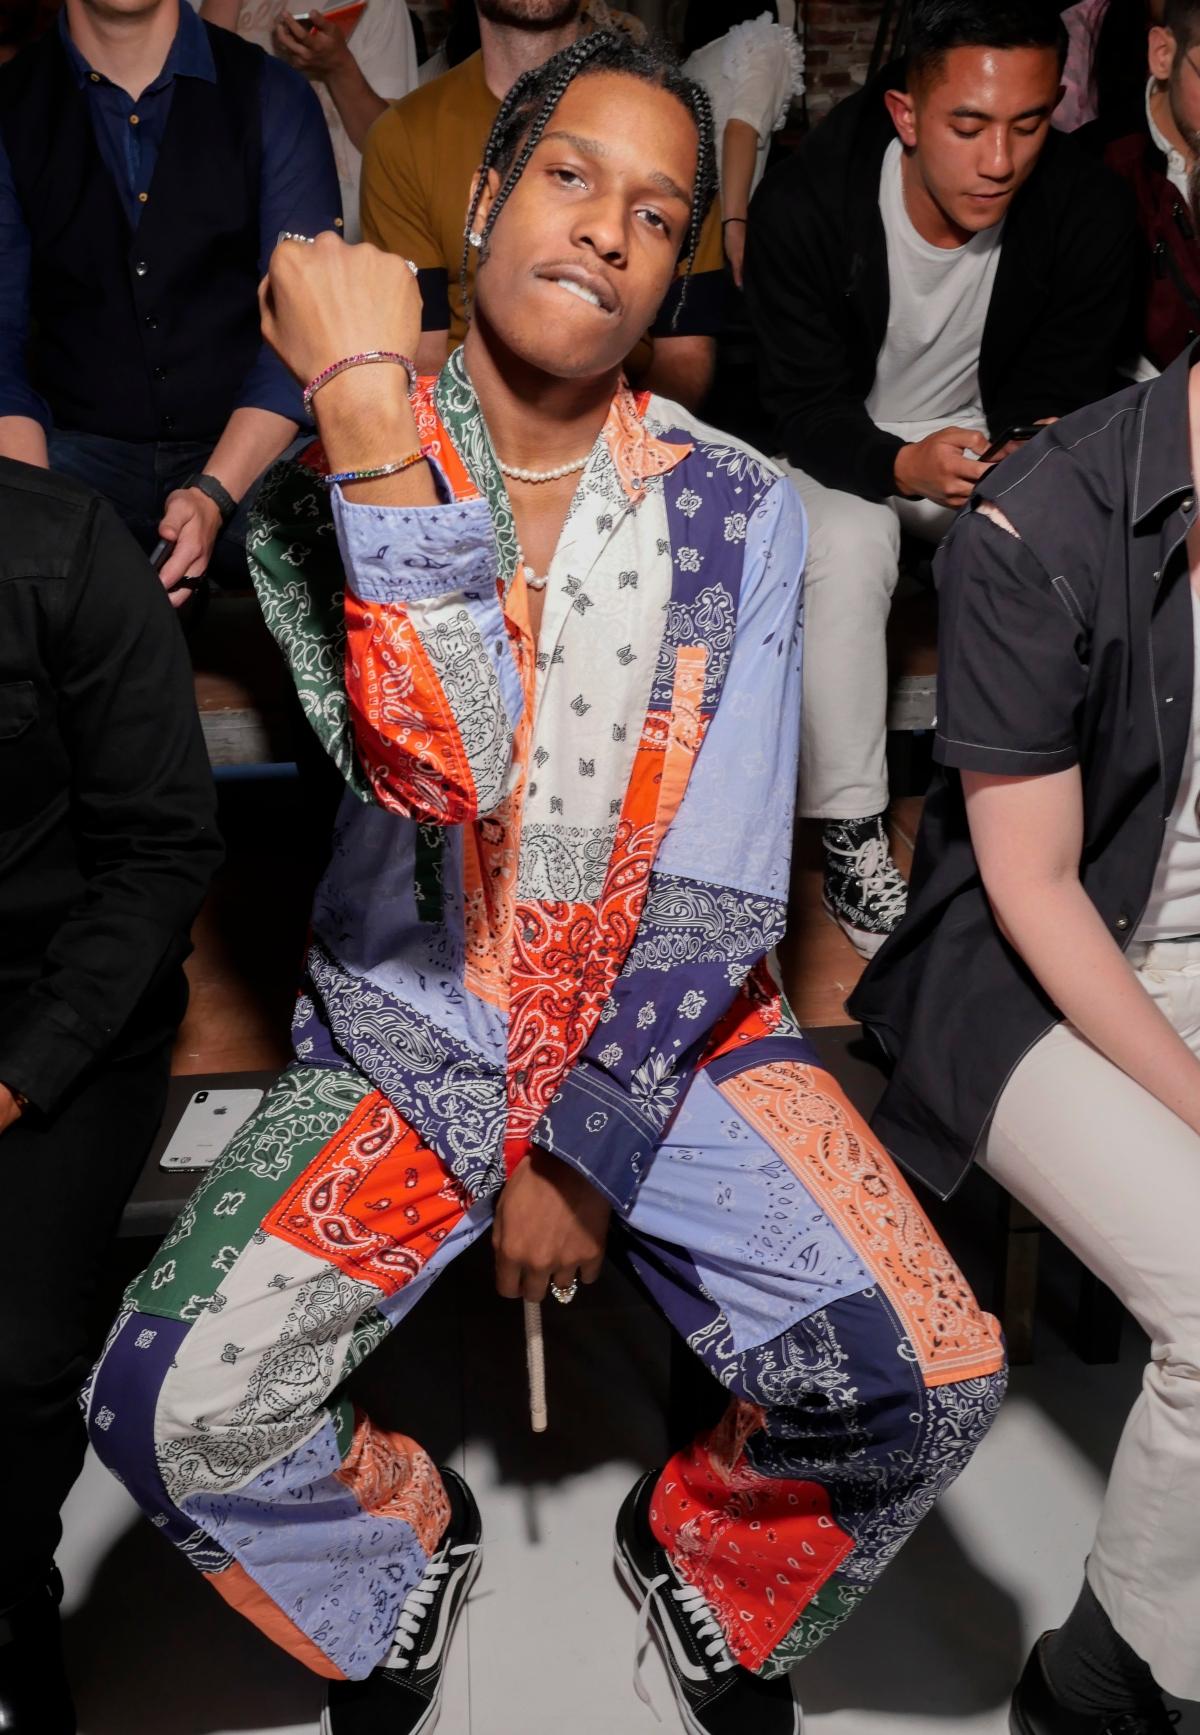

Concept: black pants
[[0, 1049, 170, 1608]]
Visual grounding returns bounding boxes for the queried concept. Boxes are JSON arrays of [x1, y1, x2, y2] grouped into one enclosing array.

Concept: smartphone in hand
[[980, 423, 1042, 464]]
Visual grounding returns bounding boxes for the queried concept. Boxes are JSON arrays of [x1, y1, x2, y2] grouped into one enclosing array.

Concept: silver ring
[[550, 1279, 578, 1305], [277, 230, 315, 246]]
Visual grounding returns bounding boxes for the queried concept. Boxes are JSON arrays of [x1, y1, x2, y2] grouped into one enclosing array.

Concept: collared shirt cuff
[[331, 478, 497, 605], [0, 1001, 100, 1117], [533, 1059, 661, 1215], [0, 382, 52, 433]]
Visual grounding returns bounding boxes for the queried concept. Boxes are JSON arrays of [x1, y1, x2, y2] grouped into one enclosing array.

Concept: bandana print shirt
[[249, 348, 807, 1213]]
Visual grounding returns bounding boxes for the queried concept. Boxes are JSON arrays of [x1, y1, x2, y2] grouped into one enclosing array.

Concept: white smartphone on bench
[[158, 1086, 265, 1172]]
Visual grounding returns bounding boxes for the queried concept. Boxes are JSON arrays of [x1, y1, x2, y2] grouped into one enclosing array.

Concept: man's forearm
[[721, 119, 759, 221], [987, 871, 1200, 1136], [324, 56, 389, 155], [0, 414, 48, 467], [203, 406, 301, 502]]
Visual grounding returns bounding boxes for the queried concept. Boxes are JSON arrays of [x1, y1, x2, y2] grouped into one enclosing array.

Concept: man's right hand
[[259, 230, 424, 395], [893, 426, 991, 509]]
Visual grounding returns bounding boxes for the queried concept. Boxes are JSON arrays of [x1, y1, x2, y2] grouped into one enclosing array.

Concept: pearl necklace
[[497, 452, 589, 485]]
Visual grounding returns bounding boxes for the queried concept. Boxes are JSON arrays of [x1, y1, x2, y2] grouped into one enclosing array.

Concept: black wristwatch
[[182, 471, 237, 525]]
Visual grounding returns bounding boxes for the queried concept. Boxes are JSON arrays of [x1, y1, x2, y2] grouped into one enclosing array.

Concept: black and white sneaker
[[822, 814, 908, 959], [614, 1470, 801, 1735], [322, 1467, 482, 1735]]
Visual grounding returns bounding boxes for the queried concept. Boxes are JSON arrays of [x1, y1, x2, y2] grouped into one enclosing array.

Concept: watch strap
[[183, 471, 237, 524]]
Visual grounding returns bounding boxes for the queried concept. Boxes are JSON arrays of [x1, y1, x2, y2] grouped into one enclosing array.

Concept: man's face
[[470, 72, 696, 380], [476, 0, 582, 31], [893, 44, 1062, 235]]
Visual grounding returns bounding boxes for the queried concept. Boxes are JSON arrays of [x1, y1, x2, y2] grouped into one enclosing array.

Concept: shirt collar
[[1132, 339, 1200, 525], [59, 0, 216, 92]]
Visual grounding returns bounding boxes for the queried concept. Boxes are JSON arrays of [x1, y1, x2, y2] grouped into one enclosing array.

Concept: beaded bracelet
[[303, 349, 417, 414], [325, 448, 426, 488]]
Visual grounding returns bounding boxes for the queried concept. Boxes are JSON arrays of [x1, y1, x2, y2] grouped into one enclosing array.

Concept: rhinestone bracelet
[[325, 448, 426, 488], [303, 350, 417, 415]]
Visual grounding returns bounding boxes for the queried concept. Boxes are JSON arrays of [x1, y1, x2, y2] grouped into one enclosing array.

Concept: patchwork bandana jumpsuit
[[87, 355, 1006, 1683]]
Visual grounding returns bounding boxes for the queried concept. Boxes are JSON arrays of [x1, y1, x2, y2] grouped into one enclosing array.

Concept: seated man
[[85, 32, 1005, 1735], [1091, 0, 1200, 375], [360, 0, 727, 410], [745, 0, 1136, 958], [0, 462, 221, 1733], [0, 0, 340, 604], [851, 347, 1200, 1733]]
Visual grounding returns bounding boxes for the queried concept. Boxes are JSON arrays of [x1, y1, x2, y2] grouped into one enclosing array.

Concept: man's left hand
[[157, 486, 223, 604], [493, 1147, 611, 1303], [273, 10, 353, 80]]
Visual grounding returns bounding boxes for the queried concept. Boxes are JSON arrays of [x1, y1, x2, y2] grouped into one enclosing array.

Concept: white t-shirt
[[683, 13, 804, 205], [865, 138, 1004, 444], [190, 0, 419, 240], [1138, 586, 1200, 942]]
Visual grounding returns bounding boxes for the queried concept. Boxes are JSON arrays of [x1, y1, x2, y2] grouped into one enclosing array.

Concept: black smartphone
[[980, 424, 1042, 464]]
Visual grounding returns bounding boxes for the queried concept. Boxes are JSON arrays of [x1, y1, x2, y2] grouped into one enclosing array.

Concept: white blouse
[[683, 12, 805, 204]]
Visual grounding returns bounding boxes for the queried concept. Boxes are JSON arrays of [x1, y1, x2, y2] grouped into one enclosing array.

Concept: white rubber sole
[[821, 895, 894, 960], [320, 1548, 482, 1735], [613, 1543, 803, 1735]]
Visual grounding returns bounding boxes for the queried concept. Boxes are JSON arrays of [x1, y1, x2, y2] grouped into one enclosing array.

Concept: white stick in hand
[[523, 1299, 548, 1434]]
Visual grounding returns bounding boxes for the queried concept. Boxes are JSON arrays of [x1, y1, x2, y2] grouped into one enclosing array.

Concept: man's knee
[[787, 475, 901, 602]]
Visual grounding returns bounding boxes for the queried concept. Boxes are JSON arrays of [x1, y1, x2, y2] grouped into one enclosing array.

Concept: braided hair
[[460, 31, 716, 332]]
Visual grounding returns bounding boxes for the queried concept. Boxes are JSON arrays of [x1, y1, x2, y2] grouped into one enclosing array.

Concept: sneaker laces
[[383, 1541, 478, 1671], [632, 1569, 735, 1721], [838, 831, 908, 926]]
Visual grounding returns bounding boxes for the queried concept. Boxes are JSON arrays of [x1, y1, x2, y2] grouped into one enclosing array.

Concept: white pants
[[782, 463, 955, 821], [983, 938, 1200, 1701]]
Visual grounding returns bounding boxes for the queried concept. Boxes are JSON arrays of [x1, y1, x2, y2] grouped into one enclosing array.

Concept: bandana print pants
[[86, 1055, 1006, 1682]]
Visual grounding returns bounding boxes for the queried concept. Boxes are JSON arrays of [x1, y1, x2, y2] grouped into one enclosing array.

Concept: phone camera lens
[[195, 1090, 208, 1103]]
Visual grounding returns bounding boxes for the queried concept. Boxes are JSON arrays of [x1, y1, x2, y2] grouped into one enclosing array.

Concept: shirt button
[[161, 413, 175, 430], [152, 366, 166, 381], [144, 314, 158, 330], [138, 191, 149, 204], [134, 260, 148, 277], [89, 70, 100, 82], [129, 113, 139, 125], [523, 924, 537, 943], [1115, 915, 1130, 931]]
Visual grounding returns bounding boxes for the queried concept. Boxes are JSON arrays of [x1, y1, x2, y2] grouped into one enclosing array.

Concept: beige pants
[[780, 462, 955, 821], [983, 937, 1200, 1701]]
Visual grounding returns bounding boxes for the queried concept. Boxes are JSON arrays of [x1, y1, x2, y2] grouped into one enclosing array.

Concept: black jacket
[[0, 460, 222, 1115], [744, 66, 1139, 501]]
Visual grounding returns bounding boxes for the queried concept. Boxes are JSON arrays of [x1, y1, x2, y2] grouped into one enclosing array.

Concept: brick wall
[[802, 1, 882, 121]]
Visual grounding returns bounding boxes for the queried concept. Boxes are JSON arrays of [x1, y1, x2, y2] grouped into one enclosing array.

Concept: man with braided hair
[[87, 33, 1005, 1735]]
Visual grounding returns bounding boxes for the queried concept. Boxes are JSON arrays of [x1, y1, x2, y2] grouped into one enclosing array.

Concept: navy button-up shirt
[[0, 0, 340, 431], [852, 345, 1200, 1199]]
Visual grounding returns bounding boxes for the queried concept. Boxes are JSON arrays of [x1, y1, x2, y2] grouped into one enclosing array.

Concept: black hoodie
[[744, 65, 1139, 501]]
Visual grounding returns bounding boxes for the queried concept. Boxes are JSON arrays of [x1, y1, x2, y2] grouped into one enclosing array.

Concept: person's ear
[[883, 85, 918, 149], [1149, 24, 1177, 84], [466, 167, 503, 246]]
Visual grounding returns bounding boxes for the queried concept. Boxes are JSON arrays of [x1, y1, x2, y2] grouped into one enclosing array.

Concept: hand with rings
[[492, 1146, 610, 1305], [260, 230, 424, 395]]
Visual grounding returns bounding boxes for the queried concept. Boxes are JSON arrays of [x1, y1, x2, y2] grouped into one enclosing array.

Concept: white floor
[[60, 1239, 1200, 1735]]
